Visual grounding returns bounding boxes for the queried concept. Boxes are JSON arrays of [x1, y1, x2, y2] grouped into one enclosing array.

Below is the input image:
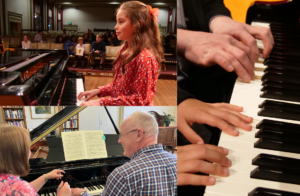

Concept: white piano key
[[256, 39, 264, 50], [206, 181, 259, 196], [251, 21, 270, 28], [219, 139, 300, 160], [76, 78, 85, 106]]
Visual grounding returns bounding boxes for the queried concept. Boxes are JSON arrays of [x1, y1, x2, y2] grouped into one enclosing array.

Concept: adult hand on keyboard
[[178, 99, 253, 144], [178, 29, 255, 83], [78, 89, 100, 101], [71, 188, 87, 196], [57, 181, 72, 196], [210, 16, 274, 60], [177, 143, 231, 186]]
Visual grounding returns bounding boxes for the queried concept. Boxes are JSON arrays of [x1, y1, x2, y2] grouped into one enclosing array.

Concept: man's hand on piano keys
[[177, 143, 231, 186], [210, 16, 274, 60], [71, 188, 87, 196], [45, 169, 65, 180], [178, 99, 253, 144], [178, 29, 255, 83], [78, 89, 100, 101]]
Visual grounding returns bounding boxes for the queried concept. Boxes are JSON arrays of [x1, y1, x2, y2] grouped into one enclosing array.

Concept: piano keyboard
[[51, 78, 84, 106], [39, 179, 105, 196], [205, 21, 300, 195], [76, 78, 85, 106]]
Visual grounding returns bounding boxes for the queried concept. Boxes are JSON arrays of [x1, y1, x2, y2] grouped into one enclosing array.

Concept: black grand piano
[[22, 106, 129, 195], [0, 49, 85, 106]]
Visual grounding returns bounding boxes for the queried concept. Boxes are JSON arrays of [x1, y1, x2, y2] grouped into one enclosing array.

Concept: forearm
[[30, 175, 47, 192]]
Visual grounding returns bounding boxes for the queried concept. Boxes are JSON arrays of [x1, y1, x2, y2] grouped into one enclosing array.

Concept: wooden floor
[[84, 76, 177, 106]]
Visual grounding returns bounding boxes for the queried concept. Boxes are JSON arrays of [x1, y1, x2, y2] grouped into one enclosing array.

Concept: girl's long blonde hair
[[115, 1, 164, 74]]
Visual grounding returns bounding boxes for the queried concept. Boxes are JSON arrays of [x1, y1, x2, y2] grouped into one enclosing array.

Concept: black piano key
[[92, 181, 101, 189], [255, 128, 300, 143], [261, 71, 300, 85], [248, 187, 300, 196], [262, 80, 300, 92], [260, 88, 300, 103], [251, 166, 300, 185], [83, 182, 92, 191], [258, 100, 300, 121], [252, 153, 300, 172], [258, 107, 300, 121], [254, 138, 300, 154], [88, 182, 96, 190], [256, 119, 300, 131]]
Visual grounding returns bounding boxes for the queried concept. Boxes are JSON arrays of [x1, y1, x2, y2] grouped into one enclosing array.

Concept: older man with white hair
[[99, 111, 177, 196]]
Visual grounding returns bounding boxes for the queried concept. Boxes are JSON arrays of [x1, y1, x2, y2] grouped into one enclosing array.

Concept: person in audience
[[77, 111, 176, 196], [83, 33, 91, 44], [106, 37, 113, 46], [62, 29, 68, 38], [22, 35, 31, 49], [87, 29, 96, 43], [78, 1, 164, 106], [110, 33, 120, 46], [103, 31, 111, 44], [55, 35, 64, 44], [73, 37, 87, 68], [64, 35, 76, 55], [0, 124, 85, 196], [90, 34, 106, 70], [34, 30, 43, 43]]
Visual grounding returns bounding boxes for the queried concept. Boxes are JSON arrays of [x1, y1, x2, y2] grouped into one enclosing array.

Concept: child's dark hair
[[115, 1, 164, 74]]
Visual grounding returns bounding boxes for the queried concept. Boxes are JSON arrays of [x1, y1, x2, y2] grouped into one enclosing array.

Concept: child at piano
[[77, 1, 164, 106], [0, 124, 85, 196]]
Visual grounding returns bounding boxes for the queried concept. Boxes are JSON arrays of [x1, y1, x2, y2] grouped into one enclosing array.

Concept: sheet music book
[[75, 47, 84, 56], [61, 131, 108, 161]]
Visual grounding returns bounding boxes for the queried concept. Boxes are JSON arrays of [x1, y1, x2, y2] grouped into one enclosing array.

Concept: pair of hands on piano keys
[[177, 99, 253, 186], [56, 181, 87, 196], [78, 89, 101, 106], [178, 16, 274, 83]]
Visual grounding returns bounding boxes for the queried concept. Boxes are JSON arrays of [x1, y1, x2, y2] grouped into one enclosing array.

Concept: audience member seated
[[111, 33, 120, 46], [106, 37, 113, 46], [64, 35, 76, 55], [87, 29, 96, 43], [90, 34, 106, 70], [62, 29, 69, 38], [103, 31, 111, 44], [73, 37, 88, 68], [22, 35, 31, 49], [83, 33, 91, 44], [55, 35, 64, 44], [34, 30, 44, 43], [165, 31, 176, 53]]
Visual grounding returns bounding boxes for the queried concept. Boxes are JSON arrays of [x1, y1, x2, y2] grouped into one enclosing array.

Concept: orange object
[[224, 0, 291, 23], [146, 5, 160, 21]]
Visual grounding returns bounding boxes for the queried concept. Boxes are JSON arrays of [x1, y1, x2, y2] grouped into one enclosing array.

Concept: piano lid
[[30, 106, 86, 146], [30, 106, 121, 146]]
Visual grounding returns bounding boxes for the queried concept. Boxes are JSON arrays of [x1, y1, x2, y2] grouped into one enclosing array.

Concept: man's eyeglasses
[[118, 129, 145, 139]]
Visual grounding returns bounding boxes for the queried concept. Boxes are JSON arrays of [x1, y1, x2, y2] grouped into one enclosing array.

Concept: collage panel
[[0, 0, 176, 106], [0, 106, 177, 195], [177, 0, 300, 196], [0, 0, 178, 196]]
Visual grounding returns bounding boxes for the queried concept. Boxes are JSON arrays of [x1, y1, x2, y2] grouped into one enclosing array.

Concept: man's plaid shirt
[[100, 143, 177, 196]]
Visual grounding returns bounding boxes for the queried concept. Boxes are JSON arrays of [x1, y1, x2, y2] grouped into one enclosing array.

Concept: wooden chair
[[37, 43, 51, 49], [31, 43, 38, 49], [50, 43, 64, 50], [47, 38, 56, 43]]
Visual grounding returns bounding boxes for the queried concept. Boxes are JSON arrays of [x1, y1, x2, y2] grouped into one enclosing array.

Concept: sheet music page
[[83, 131, 108, 159], [61, 131, 87, 161]]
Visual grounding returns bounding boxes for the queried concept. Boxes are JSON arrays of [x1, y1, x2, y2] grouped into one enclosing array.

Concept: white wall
[[63, 7, 169, 32], [78, 106, 120, 134], [5, 0, 30, 33], [124, 106, 177, 127], [25, 106, 59, 131]]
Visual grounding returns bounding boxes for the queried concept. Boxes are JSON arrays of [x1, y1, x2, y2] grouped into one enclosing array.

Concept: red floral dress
[[98, 44, 159, 106], [0, 174, 38, 196]]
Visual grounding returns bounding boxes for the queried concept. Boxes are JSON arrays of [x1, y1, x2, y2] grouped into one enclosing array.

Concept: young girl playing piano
[[0, 125, 85, 196], [78, 1, 164, 106]]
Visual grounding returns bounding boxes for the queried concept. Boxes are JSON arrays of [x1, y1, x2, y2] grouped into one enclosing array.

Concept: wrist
[[43, 174, 49, 181], [209, 16, 231, 33]]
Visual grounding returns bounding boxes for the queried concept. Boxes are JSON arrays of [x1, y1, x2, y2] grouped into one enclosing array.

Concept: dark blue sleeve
[[90, 42, 95, 52]]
